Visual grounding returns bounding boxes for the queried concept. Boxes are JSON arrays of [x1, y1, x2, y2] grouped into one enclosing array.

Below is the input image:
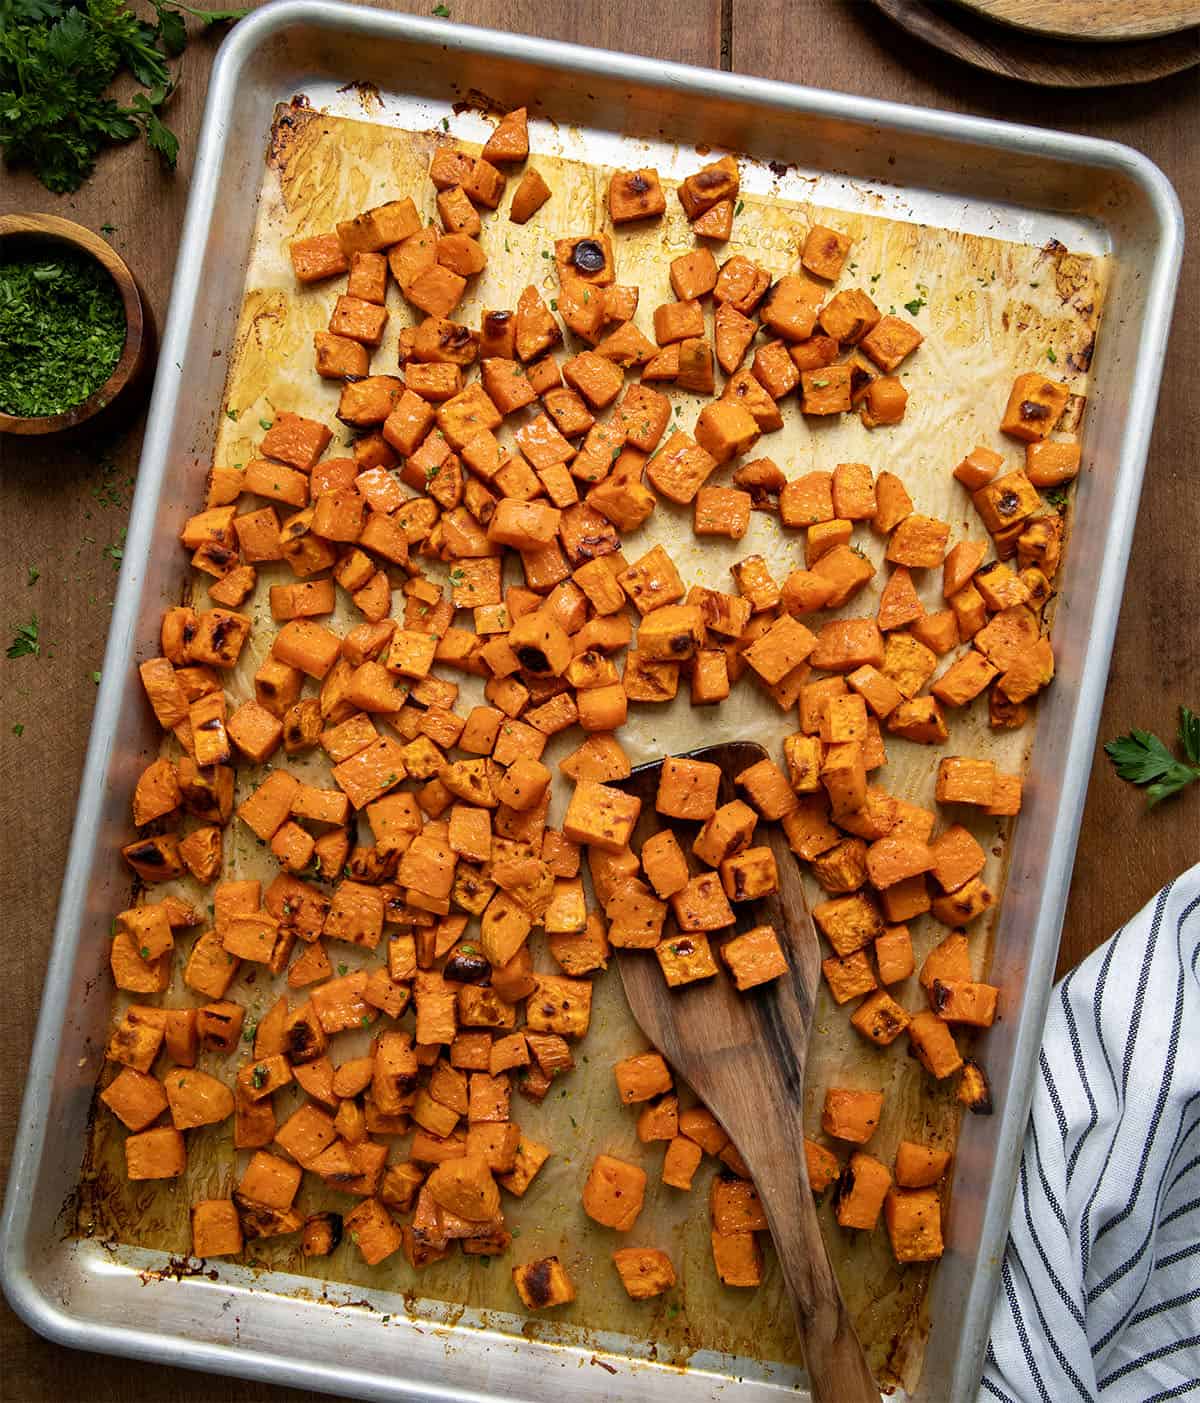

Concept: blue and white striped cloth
[[982, 864, 1200, 1403]]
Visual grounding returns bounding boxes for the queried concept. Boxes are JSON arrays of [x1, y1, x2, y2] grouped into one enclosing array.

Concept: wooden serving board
[[954, 0, 1200, 42], [871, 0, 1200, 85]]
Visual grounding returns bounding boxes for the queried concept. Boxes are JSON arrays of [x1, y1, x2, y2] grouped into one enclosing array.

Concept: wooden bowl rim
[[0, 212, 148, 436]]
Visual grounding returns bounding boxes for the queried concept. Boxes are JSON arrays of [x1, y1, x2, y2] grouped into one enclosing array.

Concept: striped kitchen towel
[[981, 864, 1200, 1403]]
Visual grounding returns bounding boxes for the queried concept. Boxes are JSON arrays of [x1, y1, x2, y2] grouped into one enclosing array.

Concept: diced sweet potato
[[821, 1087, 883, 1144], [582, 1153, 647, 1230], [513, 1255, 576, 1309]]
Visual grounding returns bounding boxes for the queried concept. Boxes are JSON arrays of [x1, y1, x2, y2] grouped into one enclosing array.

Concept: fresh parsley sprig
[[1105, 707, 1200, 807], [0, 0, 245, 195]]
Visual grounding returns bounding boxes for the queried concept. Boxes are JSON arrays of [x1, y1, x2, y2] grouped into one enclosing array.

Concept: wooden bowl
[[0, 213, 154, 437]]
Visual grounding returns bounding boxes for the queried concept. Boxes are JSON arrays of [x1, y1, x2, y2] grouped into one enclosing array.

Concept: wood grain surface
[[0, 1, 1195, 1399]]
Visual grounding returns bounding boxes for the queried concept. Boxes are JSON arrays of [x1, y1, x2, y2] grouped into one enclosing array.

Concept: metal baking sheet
[[0, 5, 1182, 1402]]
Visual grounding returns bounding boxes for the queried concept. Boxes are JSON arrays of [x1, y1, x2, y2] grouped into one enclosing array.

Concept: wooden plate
[[870, 0, 1200, 86], [953, 0, 1200, 42]]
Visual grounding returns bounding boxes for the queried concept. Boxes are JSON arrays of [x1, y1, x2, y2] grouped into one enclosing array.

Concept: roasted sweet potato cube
[[719, 846, 778, 902], [694, 400, 760, 467], [650, 755, 718, 821], [908, 1010, 963, 1079], [800, 364, 852, 414], [735, 763, 802, 824], [723, 925, 788, 991], [822, 1088, 883, 1145], [639, 829, 689, 898], [646, 430, 717, 505], [822, 950, 877, 1005], [192, 1199, 243, 1257], [949, 544, 997, 604], [252, 428, 325, 492], [582, 1153, 647, 1230], [656, 931, 720, 986], [850, 990, 911, 1046], [928, 823, 986, 894], [605, 164, 666, 223], [509, 167, 551, 224], [875, 925, 914, 984], [126, 1126, 187, 1181], [526, 974, 592, 1038], [800, 1140, 839, 1196], [810, 618, 885, 672], [479, 105, 528, 163], [973, 470, 1042, 535], [885, 1187, 944, 1262], [813, 893, 883, 957], [291, 231, 349, 284], [513, 1255, 576, 1309], [935, 756, 997, 807], [931, 978, 999, 1027], [314, 331, 369, 380], [834, 1152, 892, 1230], [436, 185, 480, 237], [818, 288, 881, 344], [819, 740, 866, 819], [100, 1067, 169, 1131], [999, 371, 1070, 442], [894, 1140, 951, 1188], [865, 834, 935, 890], [711, 1229, 763, 1286], [562, 780, 639, 852], [614, 1052, 673, 1104]]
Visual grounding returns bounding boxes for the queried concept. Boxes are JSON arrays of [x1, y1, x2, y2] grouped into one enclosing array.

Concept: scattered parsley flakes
[[259, 417, 273, 431], [12, 723, 24, 738], [7, 616, 40, 660], [1046, 348, 1057, 363], [251, 1064, 268, 1089], [734, 199, 744, 216], [225, 407, 238, 420], [432, 2, 450, 14], [103, 528, 126, 569], [338, 963, 348, 975], [91, 670, 102, 684], [27, 566, 38, 585], [903, 296, 926, 316]]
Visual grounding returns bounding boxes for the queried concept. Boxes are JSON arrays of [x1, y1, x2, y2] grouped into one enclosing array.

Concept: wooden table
[[1, 1, 1195, 1396]]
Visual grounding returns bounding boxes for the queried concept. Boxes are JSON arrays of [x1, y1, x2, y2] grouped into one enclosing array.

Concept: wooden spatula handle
[[755, 1133, 879, 1403]]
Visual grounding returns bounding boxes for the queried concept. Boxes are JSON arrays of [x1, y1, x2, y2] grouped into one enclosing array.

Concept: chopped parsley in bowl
[[0, 245, 127, 418]]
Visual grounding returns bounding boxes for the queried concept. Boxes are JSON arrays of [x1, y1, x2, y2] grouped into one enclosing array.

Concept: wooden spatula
[[613, 741, 878, 1403]]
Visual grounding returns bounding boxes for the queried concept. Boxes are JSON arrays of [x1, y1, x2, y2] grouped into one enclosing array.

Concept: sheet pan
[[0, 4, 1182, 1401]]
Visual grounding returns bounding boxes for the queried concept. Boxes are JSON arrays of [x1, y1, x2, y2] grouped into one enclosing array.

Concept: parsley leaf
[[7, 616, 40, 660], [27, 566, 39, 585], [1104, 708, 1200, 807], [432, 2, 450, 13], [903, 296, 926, 316]]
